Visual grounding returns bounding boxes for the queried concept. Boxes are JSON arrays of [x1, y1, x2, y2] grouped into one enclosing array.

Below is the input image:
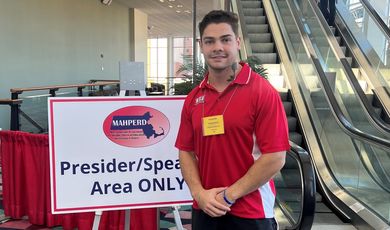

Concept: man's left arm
[[216, 151, 285, 205], [216, 81, 289, 205]]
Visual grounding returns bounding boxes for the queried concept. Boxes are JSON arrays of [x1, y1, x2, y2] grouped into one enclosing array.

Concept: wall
[[0, 0, 132, 130], [129, 8, 148, 78]]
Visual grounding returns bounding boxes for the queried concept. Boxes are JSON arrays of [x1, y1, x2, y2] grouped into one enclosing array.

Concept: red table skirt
[[0, 131, 157, 230]]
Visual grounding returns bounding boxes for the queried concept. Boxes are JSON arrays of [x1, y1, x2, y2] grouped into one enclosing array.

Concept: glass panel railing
[[292, 0, 390, 139], [337, 0, 390, 91], [274, 142, 316, 230], [15, 83, 119, 133], [272, 0, 390, 223], [290, 0, 390, 190], [19, 93, 50, 133], [366, 0, 390, 27]]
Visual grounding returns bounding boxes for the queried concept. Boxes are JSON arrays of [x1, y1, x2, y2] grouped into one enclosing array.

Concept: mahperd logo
[[103, 106, 170, 147]]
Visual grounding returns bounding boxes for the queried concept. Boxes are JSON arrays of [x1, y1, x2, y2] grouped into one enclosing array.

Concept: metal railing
[[6, 81, 119, 132]]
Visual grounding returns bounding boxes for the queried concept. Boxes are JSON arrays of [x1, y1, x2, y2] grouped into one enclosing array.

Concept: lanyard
[[202, 84, 238, 118]]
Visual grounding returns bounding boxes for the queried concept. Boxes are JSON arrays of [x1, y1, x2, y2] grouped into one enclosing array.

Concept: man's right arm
[[179, 150, 230, 217]]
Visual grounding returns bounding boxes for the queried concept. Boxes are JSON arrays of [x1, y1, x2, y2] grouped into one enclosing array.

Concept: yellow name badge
[[202, 115, 225, 136]]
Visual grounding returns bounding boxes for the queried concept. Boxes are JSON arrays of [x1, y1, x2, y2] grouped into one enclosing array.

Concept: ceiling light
[[159, 0, 164, 2], [168, 5, 173, 8], [176, 10, 181, 13], [177, 4, 183, 7], [168, 0, 175, 1], [184, 10, 191, 14]]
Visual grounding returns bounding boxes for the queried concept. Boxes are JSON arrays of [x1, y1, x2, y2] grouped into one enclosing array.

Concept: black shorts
[[192, 209, 278, 230]]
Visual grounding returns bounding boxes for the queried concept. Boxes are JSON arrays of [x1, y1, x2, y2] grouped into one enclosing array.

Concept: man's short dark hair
[[198, 10, 239, 39]]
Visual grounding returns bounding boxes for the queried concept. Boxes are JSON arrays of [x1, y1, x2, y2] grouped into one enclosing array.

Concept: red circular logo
[[103, 106, 170, 147]]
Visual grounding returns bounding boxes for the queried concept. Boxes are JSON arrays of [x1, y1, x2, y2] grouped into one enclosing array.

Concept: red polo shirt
[[175, 63, 290, 219]]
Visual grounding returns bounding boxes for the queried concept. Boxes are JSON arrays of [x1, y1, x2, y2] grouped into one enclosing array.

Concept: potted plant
[[174, 55, 267, 95]]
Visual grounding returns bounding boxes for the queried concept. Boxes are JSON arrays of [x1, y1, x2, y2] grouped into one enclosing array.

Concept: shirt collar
[[198, 62, 251, 89]]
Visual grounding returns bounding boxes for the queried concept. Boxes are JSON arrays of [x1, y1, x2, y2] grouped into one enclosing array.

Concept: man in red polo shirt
[[175, 10, 290, 230]]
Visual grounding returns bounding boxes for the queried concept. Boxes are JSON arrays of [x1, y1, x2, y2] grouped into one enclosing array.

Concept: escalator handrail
[[334, 11, 390, 122], [304, 0, 390, 134], [339, 59, 390, 133], [288, 0, 390, 150], [288, 141, 316, 230], [312, 57, 390, 149], [359, 0, 390, 41]]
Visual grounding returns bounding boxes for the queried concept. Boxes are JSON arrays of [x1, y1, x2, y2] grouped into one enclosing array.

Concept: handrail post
[[10, 104, 19, 130], [9, 100, 22, 131], [49, 88, 59, 97], [77, 87, 85, 97], [10, 92, 21, 130], [11, 92, 19, 100]]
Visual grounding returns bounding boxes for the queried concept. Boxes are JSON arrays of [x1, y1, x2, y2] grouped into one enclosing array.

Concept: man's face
[[200, 23, 240, 72]]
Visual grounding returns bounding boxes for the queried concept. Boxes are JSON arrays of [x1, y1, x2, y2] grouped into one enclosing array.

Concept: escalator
[[330, 23, 390, 124], [288, 0, 390, 189], [235, 0, 357, 228], [333, 0, 390, 123], [274, 0, 390, 228], [234, 0, 390, 229], [290, 0, 390, 138], [239, 0, 279, 64]]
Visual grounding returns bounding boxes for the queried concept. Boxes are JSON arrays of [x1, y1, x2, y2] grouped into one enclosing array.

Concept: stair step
[[249, 33, 272, 43], [330, 26, 336, 34], [269, 75, 285, 90], [300, 64, 316, 76], [251, 42, 274, 53], [247, 24, 269, 33], [241, 1, 262, 8], [283, 101, 292, 115], [243, 8, 264, 16], [245, 16, 266, 24], [252, 53, 278, 64], [339, 46, 347, 54], [288, 116, 297, 131], [247, 16, 267, 25], [289, 132, 303, 145], [279, 91, 288, 101], [345, 57, 352, 65], [263, 64, 281, 76]]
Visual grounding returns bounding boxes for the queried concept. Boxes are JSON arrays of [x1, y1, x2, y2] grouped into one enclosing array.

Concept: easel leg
[[92, 211, 103, 230], [125, 209, 131, 230], [172, 206, 184, 230]]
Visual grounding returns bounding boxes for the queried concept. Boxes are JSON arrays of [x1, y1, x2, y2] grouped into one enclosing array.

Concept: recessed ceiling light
[[177, 4, 183, 7], [176, 10, 181, 13], [184, 10, 191, 14], [168, 5, 173, 8], [159, 0, 164, 2]]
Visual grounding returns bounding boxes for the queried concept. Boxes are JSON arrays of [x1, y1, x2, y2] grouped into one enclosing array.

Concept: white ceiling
[[115, 0, 217, 37]]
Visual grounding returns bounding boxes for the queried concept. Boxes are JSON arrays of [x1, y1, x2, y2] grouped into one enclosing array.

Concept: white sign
[[48, 96, 192, 214]]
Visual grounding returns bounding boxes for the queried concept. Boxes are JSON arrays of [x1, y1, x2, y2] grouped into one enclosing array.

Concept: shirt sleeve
[[254, 80, 290, 154], [175, 97, 194, 152]]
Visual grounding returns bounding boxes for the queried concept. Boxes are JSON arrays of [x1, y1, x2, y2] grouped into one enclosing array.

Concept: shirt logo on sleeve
[[195, 95, 205, 105]]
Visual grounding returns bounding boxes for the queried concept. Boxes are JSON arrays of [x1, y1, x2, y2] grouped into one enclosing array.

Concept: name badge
[[202, 115, 225, 136]]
